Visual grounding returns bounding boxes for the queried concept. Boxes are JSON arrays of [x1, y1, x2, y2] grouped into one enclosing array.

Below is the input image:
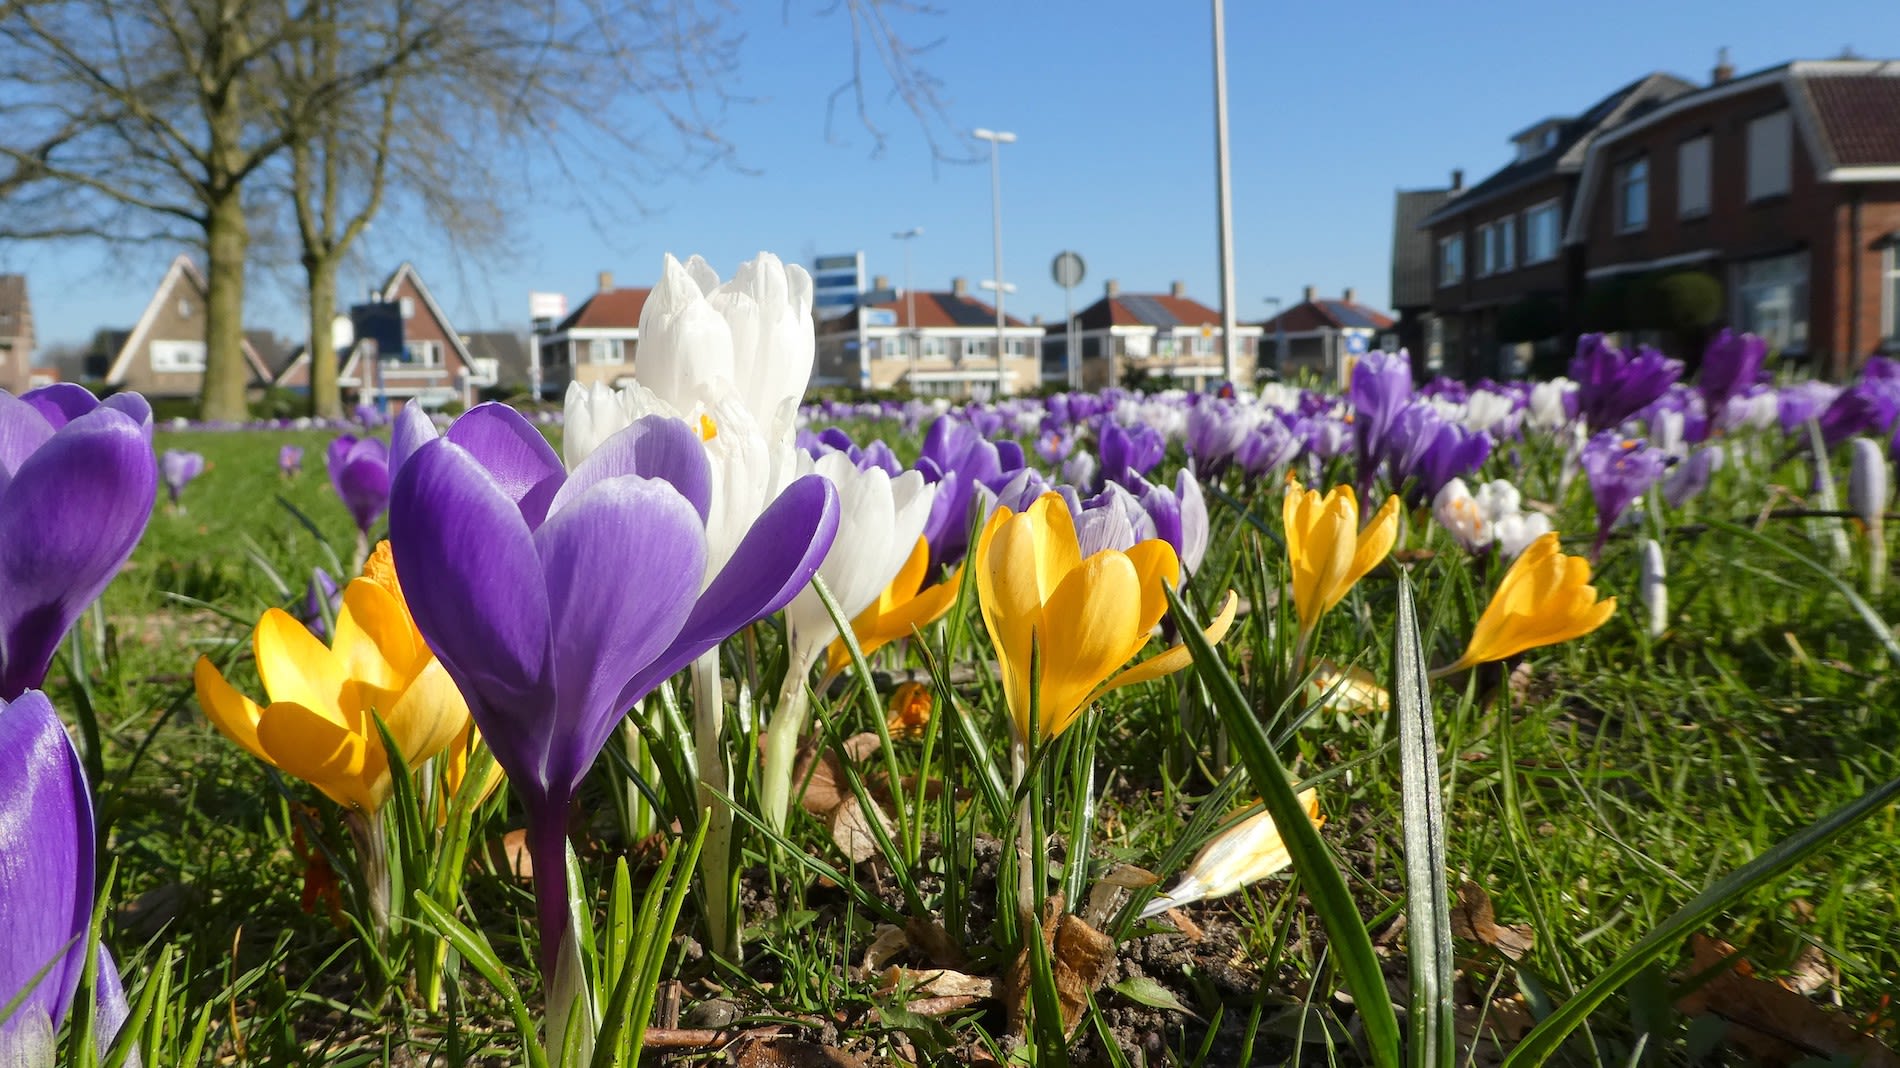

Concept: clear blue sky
[[8, 0, 1900, 352]]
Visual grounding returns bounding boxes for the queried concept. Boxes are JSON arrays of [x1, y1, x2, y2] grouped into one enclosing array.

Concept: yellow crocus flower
[[974, 493, 1239, 745], [1440, 532, 1615, 674], [194, 542, 471, 813], [1140, 788, 1323, 918], [820, 535, 962, 685], [1283, 479, 1400, 637]]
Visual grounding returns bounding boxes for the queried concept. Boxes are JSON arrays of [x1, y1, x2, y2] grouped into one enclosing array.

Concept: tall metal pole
[[1065, 286, 1078, 391], [975, 128, 1015, 398], [1212, 0, 1239, 385], [893, 228, 922, 359]]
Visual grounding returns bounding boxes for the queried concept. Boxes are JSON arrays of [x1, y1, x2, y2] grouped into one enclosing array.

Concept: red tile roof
[[557, 288, 653, 331], [1073, 291, 1229, 330], [1803, 74, 1900, 167], [837, 291, 1029, 329]]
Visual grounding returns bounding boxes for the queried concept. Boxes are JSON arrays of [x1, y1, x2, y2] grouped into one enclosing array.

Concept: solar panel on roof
[[1118, 294, 1180, 328], [1324, 301, 1380, 329], [942, 296, 995, 328]]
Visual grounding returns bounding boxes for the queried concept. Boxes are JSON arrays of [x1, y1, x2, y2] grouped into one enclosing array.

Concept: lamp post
[[1211, 0, 1239, 383], [892, 227, 922, 359], [974, 127, 1016, 398]]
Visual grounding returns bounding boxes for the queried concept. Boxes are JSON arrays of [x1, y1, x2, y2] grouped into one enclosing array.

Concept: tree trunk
[[199, 187, 252, 422], [306, 254, 343, 418]]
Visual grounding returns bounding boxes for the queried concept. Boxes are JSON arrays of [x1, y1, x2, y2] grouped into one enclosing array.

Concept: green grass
[[44, 421, 1900, 1066]]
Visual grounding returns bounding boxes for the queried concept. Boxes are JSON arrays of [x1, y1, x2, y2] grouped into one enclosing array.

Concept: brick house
[[1258, 286, 1398, 385], [1420, 73, 1697, 378], [104, 254, 275, 400], [813, 277, 1043, 398], [1058, 280, 1262, 391], [1566, 58, 1900, 377], [535, 272, 651, 394], [0, 274, 34, 395], [1390, 178, 1460, 372], [336, 262, 497, 409]]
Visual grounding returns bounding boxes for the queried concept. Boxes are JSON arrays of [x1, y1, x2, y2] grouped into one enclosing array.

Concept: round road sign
[[1051, 251, 1085, 289]]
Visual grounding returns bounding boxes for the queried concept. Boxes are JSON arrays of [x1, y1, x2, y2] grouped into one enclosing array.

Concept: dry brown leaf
[[791, 731, 883, 816], [903, 916, 967, 970], [878, 966, 995, 1000], [855, 924, 910, 980], [1449, 880, 1534, 961], [1004, 900, 1117, 1037], [827, 794, 895, 864], [1161, 908, 1205, 941], [497, 828, 534, 882], [1677, 934, 1900, 1067], [730, 1035, 869, 1068]]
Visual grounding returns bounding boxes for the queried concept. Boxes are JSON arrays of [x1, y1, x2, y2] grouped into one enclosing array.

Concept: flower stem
[[691, 652, 740, 961], [760, 645, 819, 836], [343, 810, 390, 948]]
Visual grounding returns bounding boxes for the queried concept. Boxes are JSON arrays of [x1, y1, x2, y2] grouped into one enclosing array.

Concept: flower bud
[[1640, 538, 1667, 639], [1849, 437, 1891, 527]]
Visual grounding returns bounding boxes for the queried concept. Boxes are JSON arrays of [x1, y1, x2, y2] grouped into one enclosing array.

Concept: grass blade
[[1162, 582, 1400, 1068], [1702, 518, 1900, 665], [1392, 578, 1453, 1068], [1500, 770, 1900, 1066]]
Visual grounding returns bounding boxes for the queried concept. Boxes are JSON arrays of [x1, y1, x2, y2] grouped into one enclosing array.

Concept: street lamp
[[974, 127, 1016, 398], [892, 227, 922, 359]]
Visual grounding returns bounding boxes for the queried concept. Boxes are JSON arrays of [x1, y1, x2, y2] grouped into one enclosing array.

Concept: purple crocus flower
[[1347, 350, 1414, 484], [1097, 418, 1165, 488], [1235, 417, 1302, 479], [300, 567, 342, 642], [326, 435, 391, 536], [388, 403, 838, 987], [1075, 482, 1153, 557], [279, 443, 304, 477], [915, 416, 1026, 571], [1129, 469, 1210, 579], [1778, 380, 1843, 436], [1817, 357, 1900, 450], [0, 393, 156, 700], [0, 690, 132, 1056], [1581, 431, 1672, 556], [1697, 330, 1767, 415], [160, 449, 204, 506], [1663, 445, 1723, 509], [1034, 426, 1077, 465], [1184, 400, 1250, 477], [859, 440, 903, 477], [1384, 406, 1493, 505], [1570, 335, 1684, 432]]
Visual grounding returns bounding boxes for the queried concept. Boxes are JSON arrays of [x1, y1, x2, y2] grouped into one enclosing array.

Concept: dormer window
[[1514, 124, 1562, 162]]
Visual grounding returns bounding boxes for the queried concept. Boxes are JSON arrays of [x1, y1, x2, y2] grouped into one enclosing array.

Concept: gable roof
[[105, 254, 272, 384], [1072, 291, 1238, 331], [1419, 72, 1699, 228], [553, 287, 653, 332], [1261, 297, 1396, 333], [379, 262, 475, 363], [0, 275, 28, 340], [831, 290, 1031, 330], [1392, 188, 1455, 308]]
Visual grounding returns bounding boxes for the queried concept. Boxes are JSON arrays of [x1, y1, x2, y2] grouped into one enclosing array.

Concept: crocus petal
[[551, 413, 712, 525], [1087, 589, 1240, 705], [252, 609, 350, 726], [1122, 539, 1180, 636], [975, 505, 1038, 724], [0, 690, 94, 1030], [612, 474, 837, 711], [331, 578, 424, 691], [20, 384, 98, 430], [388, 403, 440, 482], [1340, 493, 1401, 599], [0, 409, 157, 698], [535, 474, 706, 793], [255, 701, 380, 811], [389, 439, 553, 789], [193, 656, 270, 764], [444, 402, 566, 530], [1032, 552, 1143, 739], [384, 657, 471, 770], [0, 390, 54, 483]]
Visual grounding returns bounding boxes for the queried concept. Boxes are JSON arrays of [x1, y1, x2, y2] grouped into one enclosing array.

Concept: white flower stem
[[691, 652, 740, 961], [760, 642, 820, 836], [544, 887, 596, 1067], [1870, 519, 1888, 597], [343, 810, 390, 948]]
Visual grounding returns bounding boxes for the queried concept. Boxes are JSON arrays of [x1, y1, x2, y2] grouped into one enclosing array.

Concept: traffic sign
[[1051, 251, 1085, 289]]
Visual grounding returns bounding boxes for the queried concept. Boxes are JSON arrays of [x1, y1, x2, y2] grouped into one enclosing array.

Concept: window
[[150, 339, 206, 372], [176, 298, 192, 319], [1734, 253, 1808, 353], [1190, 333, 1214, 356], [1498, 216, 1517, 272], [920, 335, 947, 359], [1523, 201, 1561, 264], [961, 337, 989, 360], [1438, 235, 1464, 286], [1477, 223, 1497, 277], [1616, 157, 1649, 232], [1883, 246, 1900, 345], [1746, 110, 1792, 201], [587, 338, 624, 364], [1004, 337, 1029, 358], [1678, 136, 1711, 218], [403, 339, 441, 366]]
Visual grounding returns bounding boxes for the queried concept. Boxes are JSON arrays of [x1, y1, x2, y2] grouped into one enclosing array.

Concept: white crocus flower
[[1494, 512, 1554, 560], [1140, 790, 1323, 918], [763, 452, 934, 831], [1850, 437, 1891, 595], [1434, 478, 1494, 553], [1464, 390, 1516, 434], [1529, 378, 1575, 432]]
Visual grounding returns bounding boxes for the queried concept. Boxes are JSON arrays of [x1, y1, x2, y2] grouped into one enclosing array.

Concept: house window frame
[[1190, 332, 1215, 357], [404, 338, 442, 366], [587, 337, 625, 365], [1677, 134, 1712, 219], [960, 337, 988, 360], [1615, 157, 1649, 233], [1882, 245, 1900, 346], [920, 335, 948, 359], [399, 296, 416, 320], [1746, 109, 1793, 202], [1498, 215, 1517, 272], [1477, 223, 1496, 277], [149, 338, 207, 372], [1438, 234, 1464, 286], [1003, 336, 1030, 358], [1523, 200, 1561, 265], [1733, 251, 1809, 355]]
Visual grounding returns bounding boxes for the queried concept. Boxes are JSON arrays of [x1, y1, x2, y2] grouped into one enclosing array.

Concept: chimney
[[597, 270, 614, 293], [952, 276, 968, 297], [872, 274, 889, 290], [1450, 169, 1464, 191], [1712, 46, 1734, 84], [1105, 279, 1120, 298], [1343, 286, 1357, 305], [1302, 284, 1317, 304], [1032, 314, 1044, 325], [1169, 280, 1187, 299]]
